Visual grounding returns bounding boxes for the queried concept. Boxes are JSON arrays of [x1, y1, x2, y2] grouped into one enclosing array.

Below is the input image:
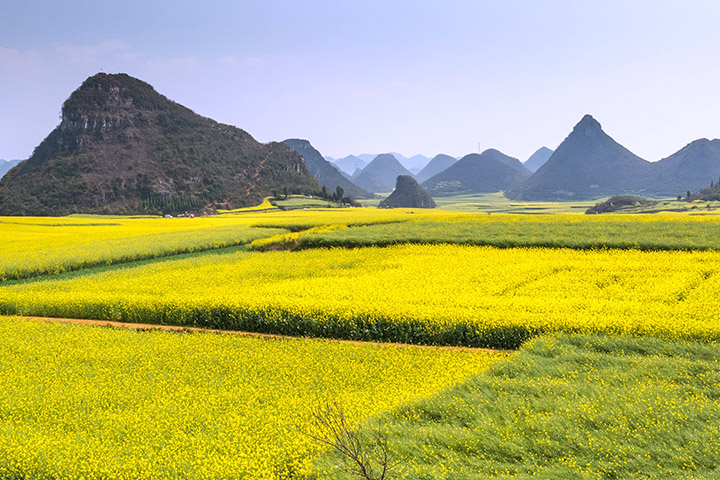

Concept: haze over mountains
[[352, 153, 415, 193], [0, 160, 21, 179], [523, 147, 553, 172], [330, 153, 431, 176], [329, 155, 366, 176]]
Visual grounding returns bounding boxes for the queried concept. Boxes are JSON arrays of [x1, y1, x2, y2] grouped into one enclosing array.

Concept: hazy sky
[[2, 1, 719, 162]]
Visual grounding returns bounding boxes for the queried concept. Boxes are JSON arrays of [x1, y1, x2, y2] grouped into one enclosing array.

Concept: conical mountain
[[648, 139, 720, 196], [422, 149, 530, 196], [379, 175, 436, 208], [353, 153, 414, 193], [0, 73, 319, 215], [282, 139, 372, 199], [332, 155, 366, 176], [506, 115, 652, 200], [416, 154, 457, 183], [524, 147, 553, 172]]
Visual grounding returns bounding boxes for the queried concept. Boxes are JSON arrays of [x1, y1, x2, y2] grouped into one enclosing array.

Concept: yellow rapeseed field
[[0, 209, 423, 280], [3, 244, 720, 348], [0, 317, 501, 479]]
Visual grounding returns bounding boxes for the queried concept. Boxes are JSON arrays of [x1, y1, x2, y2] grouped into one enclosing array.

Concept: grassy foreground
[[315, 334, 720, 479]]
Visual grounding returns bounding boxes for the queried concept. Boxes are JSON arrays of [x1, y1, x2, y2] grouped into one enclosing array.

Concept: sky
[[1, 0, 720, 163]]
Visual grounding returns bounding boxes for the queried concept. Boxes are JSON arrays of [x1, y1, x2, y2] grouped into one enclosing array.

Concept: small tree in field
[[305, 402, 401, 480]]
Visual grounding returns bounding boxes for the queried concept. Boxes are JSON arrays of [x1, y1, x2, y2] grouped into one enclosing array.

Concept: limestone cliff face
[[0, 73, 319, 215]]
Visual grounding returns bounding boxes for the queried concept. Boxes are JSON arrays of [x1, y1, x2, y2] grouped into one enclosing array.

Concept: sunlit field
[[4, 205, 720, 479], [3, 244, 720, 348], [0, 317, 501, 479]]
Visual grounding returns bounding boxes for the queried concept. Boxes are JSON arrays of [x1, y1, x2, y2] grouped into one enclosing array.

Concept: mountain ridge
[[282, 139, 372, 199]]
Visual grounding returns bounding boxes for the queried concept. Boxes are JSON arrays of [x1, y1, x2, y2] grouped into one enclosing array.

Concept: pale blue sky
[[2, 1, 719, 162]]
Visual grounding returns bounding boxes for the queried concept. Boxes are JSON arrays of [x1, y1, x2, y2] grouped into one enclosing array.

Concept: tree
[[336, 186, 344, 204], [305, 402, 401, 480]]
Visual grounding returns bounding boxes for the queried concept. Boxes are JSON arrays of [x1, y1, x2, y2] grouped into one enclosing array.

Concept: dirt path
[[244, 152, 272, 197], [11, 315, 511, 354]]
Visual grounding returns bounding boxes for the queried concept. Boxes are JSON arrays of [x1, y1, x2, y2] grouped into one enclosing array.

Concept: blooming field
[[0, 209, 424, 281], [3, 244, 720, 348], [0, 317, 501, 479], [253, 213, 720, 252], [0, 215, 282, 280]]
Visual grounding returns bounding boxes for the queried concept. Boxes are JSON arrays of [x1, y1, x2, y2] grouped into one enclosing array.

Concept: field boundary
[[10, 315, 512, 354]]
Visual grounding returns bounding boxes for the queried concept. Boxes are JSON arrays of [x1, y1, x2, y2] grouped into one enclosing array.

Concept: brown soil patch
[[10, 315, 512, 354]]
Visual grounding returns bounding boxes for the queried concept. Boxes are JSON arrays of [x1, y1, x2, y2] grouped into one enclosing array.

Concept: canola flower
[[0, 317, 500, 480], [4, 244, 720, 348]]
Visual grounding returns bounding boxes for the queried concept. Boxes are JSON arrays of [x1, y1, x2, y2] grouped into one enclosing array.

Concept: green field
[[315, 334, 720, 479]]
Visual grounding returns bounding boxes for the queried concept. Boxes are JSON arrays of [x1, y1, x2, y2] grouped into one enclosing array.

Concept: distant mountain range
[[507, 115, 720, 201], [283, 139, 372, 199], [353, 154, 415, 193], [0, 160, 22, 179], [422, 149, 531, 196], [524, 147, 553, 172], [330, 155, 367, 176], [331, 152, 430, 175], [0, 73, 320, 216], [4, 75, 720, 216], [507, 115, 651, 200]]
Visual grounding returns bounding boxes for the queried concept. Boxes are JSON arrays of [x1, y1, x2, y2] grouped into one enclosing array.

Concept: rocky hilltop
[[0, 73, 320, 215], [379, 175, 436, 208]]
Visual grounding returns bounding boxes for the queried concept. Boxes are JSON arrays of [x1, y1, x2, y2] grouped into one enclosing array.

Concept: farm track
[[12, 315, 513, 354]]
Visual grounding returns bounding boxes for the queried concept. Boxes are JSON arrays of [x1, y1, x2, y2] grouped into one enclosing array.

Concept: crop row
[[252, 213, 720, 252], [3, 244, 720, 349]]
